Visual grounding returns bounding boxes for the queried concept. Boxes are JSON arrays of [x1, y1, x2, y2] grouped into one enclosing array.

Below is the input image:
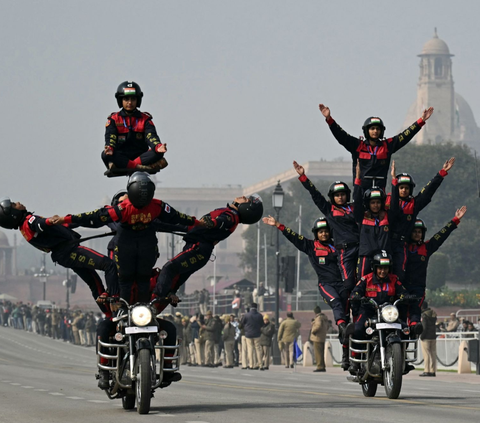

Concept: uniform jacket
[[420, 308, 437, 341], [105, 109, 161, 157], [240, 308, 264, 338], [223, 322, 236, 342], [310, 312, 328, 343], [278, 317, 301, 343], [298, 174, 358, 245], [260, 322, 276, 347]]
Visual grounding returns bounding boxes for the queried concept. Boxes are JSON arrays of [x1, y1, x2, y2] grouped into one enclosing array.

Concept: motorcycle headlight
[[381, 305, 399, 323], [131, 306, 153, 327]]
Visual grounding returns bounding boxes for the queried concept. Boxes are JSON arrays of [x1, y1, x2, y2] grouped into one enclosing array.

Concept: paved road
[[1, 326, 480, 423]]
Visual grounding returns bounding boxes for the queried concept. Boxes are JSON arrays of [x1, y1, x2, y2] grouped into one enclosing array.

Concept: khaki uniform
[[278, 317, 301, 367], [310, 312, 328, 370]]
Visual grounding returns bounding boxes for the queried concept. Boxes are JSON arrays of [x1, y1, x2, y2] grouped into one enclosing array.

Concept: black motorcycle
[[97, 298, 180, 414], [347, 298, 418, 399]]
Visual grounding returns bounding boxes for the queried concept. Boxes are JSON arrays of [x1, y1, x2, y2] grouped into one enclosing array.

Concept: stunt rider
[[387, 157, 455, 283], [262, 215, 351, 369], [49, 172, 200, 304], [153, 195, 264, 309], [102, 81, 168, 176], [0, 197, 118, 317], [347, 251, 407, 374], [403, 206, 466, 333], [318, 103, 434, 190]]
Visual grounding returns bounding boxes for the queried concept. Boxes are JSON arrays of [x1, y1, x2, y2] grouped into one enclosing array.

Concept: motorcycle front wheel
[[136, 349, 153, 414], [361, 381, 378, 397], [383, 343, 403, 399]]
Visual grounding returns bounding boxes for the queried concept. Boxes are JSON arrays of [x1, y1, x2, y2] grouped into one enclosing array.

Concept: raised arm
[[294, 160, 330, 215]]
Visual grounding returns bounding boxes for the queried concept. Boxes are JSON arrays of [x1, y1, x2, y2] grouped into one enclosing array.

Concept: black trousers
[[101, 149, 163, 169], [154, 242, 214, 298]]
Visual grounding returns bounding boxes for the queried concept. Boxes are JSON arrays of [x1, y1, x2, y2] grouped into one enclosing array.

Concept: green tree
[[426, 252, 449, 290]]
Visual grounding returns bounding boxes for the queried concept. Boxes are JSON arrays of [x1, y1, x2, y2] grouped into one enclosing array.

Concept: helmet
[[362, 116, 386, 140], [327, 181, 351, 204], [115, 81, 144, 108], [126, 172, 155, 209], [311, 217, 330, 235], [371, 250, 392, 271], [236, 194, 263, 224], [395, 173, 416, 195], [111, 190, 128, 207], [363, 186, 386, 210], [412, 219, 427, 242], [0, 197, 27, 230]]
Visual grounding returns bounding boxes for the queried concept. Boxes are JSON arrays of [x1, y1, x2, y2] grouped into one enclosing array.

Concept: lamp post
[[34, 254, 49, 301], [272, 181, 284, 365]]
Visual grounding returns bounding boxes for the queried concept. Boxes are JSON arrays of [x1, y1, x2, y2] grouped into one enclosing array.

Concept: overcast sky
[[1, 0, 479, 232]]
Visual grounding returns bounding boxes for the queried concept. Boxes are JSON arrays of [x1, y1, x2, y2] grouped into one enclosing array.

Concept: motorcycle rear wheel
[[383, 343, 403, 399], [361, 381, 378, 397], [136, 349, 153, 414]]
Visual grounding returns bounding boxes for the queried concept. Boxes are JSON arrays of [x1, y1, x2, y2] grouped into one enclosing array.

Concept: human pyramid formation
[[0, 82, 467, 381], [262, 103, 467, 374]]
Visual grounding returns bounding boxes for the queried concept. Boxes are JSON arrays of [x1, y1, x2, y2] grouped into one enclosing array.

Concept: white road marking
[[34, 389, 48, 391], [66, 396, 85, 400], [21, 386, 34, 388], [87, 400, 109, 403], [49, 392, 65, 396]]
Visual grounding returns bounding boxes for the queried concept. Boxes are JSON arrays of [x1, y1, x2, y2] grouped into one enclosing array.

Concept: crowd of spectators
[[1, 300, 101, 346]]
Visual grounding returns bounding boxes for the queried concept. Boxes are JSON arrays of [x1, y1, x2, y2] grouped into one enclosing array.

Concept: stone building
[[402, 29, 480, 150]]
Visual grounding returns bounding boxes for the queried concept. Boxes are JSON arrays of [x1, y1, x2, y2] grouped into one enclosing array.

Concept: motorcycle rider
[[348, 250, 407, 374], [0, 197, 118, 317], [403, 206, 467, 331], [387, 157, 455, 282], [262, 214, 351, 369], [153, 195, 264, 308], [49, 172, 200, 304], [102, 81, 167, 175], [293, 160, 359, 294], [318, 103, 434, 190]]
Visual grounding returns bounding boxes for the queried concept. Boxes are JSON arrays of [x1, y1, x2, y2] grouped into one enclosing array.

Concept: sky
[[1, 0, 479, 238]]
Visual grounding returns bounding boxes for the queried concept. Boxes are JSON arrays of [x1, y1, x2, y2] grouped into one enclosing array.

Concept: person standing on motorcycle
[[404, 206, 467, 331], [102, 81, 167, 175], [0, 197, 118, 317], [262, 215, 352, 370], [318, 103, 434, 190], [348, 251, 407, 374], [153, 195, 264, 307], [49, 172, 199, 304], [293, 160, 359, 294], [353, 161, 396, 279], [387, 157, 455, 283]]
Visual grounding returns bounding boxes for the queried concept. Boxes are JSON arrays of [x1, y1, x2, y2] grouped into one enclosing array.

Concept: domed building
[[402, 29, 480, 150]]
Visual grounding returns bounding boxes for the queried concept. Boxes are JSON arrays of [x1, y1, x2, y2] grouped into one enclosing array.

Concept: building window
[[434, 58, 443, 78]]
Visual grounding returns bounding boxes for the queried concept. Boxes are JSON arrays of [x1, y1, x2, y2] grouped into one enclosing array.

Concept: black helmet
[[115, 81, 144, 108], [0, 197, 27, 230], [412, 219, 427, 242], [126, 172, 155, 209], [327, 181, 351, 204], [363, 186, 386, 210], [111, 190, 128, 207], [371, 250, 392, 271], [362, 116, 385, 140], [236, 194, 263, 224], [311, 217, 330, 235], [396, 173, 416, 195]]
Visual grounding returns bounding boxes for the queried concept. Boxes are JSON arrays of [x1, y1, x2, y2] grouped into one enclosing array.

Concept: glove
[[104, 146, 114, 155], [96, 292, 109, 304]]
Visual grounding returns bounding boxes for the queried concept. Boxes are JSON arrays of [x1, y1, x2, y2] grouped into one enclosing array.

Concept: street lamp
[[272, 181, 284, 365]]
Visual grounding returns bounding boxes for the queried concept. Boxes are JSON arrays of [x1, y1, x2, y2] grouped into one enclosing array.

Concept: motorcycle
[[347, 298, 418, 399], [97, 297, 181, 414]]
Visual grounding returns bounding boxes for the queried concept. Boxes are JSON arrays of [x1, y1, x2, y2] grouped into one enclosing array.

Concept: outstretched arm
[[319, 104, 331, 119], [294, 161, 330, 215], [421, 107, 434, 122]]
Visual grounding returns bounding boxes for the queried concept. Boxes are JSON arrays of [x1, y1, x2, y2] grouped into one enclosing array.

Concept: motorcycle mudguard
[[386, 333, 402, 344], [136, 338, 154, 352]]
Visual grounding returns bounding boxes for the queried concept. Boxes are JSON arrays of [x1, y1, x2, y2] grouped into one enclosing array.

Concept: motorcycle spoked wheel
[[361, 380, 378, 397], [136, 349, 154, 414], [383, 343, 403, 399], [122, 390, 136, 410]]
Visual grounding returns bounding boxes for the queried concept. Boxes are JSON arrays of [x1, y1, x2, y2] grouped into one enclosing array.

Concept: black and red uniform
[[102, 109, 163, 169], [325, 116, 426, 190], [387, 168, 449, 282], [153, 205, 240, 300], [19, 213, 117, 316], [350, 272, 407, 342], [277, 224, 349, 325], [353, 179, 395, 278], [298, 174, 359, 292], [404, 217, 460, 324], [62, 198, 197, 303]]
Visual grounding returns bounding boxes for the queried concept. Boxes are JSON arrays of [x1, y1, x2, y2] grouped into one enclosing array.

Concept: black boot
[[341, 346, 350, 371]]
